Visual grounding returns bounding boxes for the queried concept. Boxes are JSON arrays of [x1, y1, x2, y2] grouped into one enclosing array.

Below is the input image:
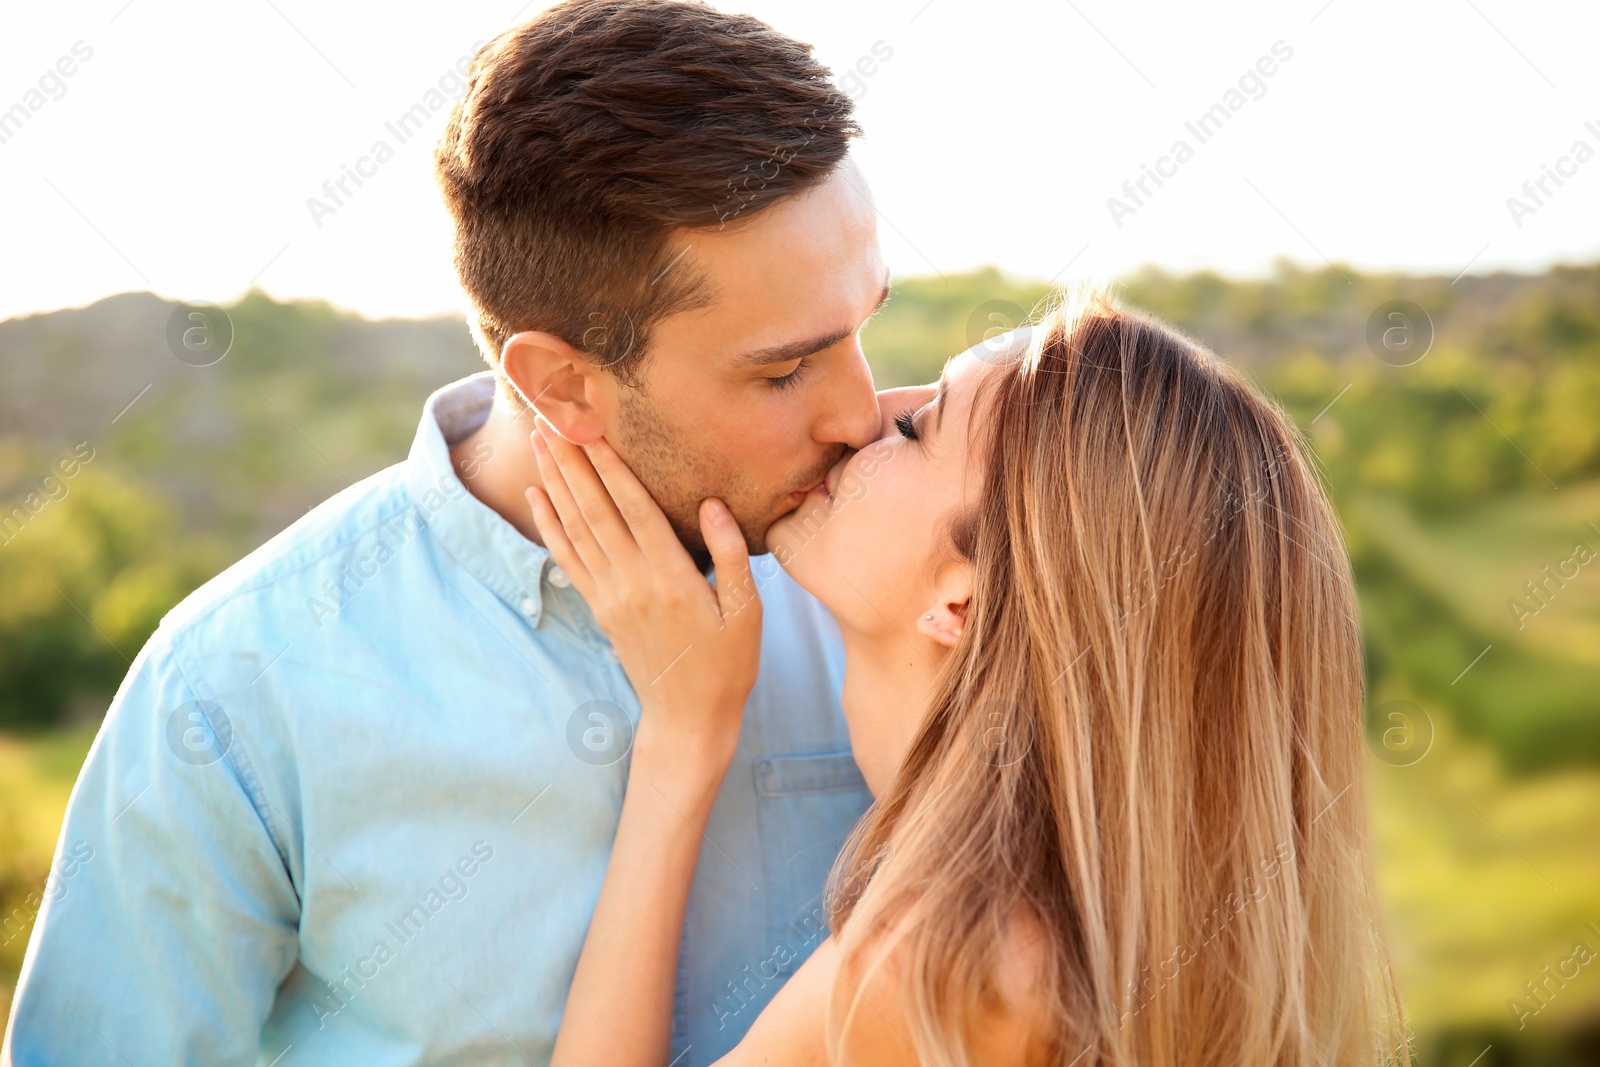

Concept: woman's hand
[[525, 415, 763, 772], [529, 416, 765, 1067]]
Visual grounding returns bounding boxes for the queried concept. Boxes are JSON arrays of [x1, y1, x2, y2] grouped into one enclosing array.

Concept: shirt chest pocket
[[752, 751, 872, 979]]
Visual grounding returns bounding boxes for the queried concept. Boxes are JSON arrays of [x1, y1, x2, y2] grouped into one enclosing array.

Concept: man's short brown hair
[[435, 0, 859, 387]]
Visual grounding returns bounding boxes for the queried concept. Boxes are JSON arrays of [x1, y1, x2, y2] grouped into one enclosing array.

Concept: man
[[3, 2, 887, 1063]]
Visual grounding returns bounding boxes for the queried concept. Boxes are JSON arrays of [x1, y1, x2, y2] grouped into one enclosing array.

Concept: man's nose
[[813, 344, 881, 451]]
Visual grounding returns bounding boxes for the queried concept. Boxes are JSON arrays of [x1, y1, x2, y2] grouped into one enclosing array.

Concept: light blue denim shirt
[[4, 373, 872, 1067]]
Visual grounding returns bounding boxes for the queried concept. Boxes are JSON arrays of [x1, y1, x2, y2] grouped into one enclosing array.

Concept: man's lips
[[786, 474, 832, 508], [785, 452, 850, 508], [807, 458, 847, 501], [792, 479, 828, 503]]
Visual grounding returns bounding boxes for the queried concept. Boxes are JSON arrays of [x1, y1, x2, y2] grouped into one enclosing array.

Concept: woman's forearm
[[550, 719, 736, 1067]]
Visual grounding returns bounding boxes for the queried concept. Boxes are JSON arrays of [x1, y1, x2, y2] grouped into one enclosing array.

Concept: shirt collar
[[404, 372, 557, 626]]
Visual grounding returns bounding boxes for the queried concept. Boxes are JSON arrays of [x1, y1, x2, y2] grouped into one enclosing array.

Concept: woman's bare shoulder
[[715, 936, 842, 1067], [716, 909, 1052, 1067], [983, 905, 1054, 1064]]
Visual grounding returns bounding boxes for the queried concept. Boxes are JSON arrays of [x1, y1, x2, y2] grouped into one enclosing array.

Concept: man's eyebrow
[[730, 275, 892, 368], [732, 329, 853, 368]]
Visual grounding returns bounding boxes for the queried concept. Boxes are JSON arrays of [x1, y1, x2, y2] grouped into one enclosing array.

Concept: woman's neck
[[837, 625, 945, 795]]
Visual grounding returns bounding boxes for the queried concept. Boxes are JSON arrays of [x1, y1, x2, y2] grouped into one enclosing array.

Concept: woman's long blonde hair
[[825, 291, 1405, 1065]]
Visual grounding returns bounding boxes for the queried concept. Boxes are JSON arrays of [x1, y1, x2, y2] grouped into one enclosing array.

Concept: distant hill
[[0, 289, 483, 544], [862, 261, 1600, 390]]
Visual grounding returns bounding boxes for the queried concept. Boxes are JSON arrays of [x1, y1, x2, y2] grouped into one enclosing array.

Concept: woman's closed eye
[[894, 409, 919, 441]]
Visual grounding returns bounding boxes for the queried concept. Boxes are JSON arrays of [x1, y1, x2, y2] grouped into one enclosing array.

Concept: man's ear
[[500, 330, 609, 445], [915, 558, 974, 648]]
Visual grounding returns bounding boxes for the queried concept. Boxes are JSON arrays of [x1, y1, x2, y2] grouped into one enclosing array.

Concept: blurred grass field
[[0, 725, 97, 1008], [1353, 482, 1600, 1062], [3, 265, 1598, 1060]]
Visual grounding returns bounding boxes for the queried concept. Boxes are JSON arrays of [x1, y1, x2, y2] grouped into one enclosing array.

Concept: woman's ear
[[916, 559, 973, 648], [500, 330, 610, 445]]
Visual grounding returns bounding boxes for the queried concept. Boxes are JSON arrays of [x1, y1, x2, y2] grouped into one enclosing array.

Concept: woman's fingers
[[525, 485, 594, 595], [700, 498, 762, 630], [531, 423, 614, 580], [533, 417, 642, 568], [583, 436, 691, 564]]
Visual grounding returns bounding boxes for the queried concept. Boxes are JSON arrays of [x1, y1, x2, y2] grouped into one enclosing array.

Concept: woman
[[525, 290, 1406, 1065]]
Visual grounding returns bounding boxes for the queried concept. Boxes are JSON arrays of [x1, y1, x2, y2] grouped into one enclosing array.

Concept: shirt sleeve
[[2, 629, 301, 1067]]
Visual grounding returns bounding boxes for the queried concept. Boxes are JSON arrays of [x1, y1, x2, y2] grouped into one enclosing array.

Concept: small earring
[[924, 613, 935, 620]]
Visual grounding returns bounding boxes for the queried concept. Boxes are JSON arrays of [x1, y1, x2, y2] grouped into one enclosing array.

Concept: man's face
[[604, 160, 888, 565]]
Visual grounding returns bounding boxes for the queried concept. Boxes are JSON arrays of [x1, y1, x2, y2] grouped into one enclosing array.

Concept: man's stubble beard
[[615, 384, 777, 575]]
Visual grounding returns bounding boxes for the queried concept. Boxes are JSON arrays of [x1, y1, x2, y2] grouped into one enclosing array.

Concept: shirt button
[[548, 566, 571, 588], [517, 596, 537, 617]]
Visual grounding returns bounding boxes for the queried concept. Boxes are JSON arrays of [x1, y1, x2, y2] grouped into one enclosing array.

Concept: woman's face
[[770, 339, 1013, 637]]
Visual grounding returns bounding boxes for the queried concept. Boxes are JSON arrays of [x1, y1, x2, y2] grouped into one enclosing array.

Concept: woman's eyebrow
[[911, 373, 949, 440]]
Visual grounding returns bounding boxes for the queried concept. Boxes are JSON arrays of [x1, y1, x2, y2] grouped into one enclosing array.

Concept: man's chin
[[737, 515, 776, 561], [671, 516, 766, 575], [766, 495, 832, 559], [671, 499, 798, 572], [748, 493, 826, 558]]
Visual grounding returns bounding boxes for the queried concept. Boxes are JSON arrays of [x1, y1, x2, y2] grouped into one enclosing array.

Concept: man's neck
[[448, 387, 547, 545]]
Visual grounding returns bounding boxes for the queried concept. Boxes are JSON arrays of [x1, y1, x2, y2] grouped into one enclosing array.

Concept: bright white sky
[[1, 0, 1596, 322]]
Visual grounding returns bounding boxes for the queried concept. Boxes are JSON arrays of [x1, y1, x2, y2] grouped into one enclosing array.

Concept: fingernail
[[705, 498, 730, 524]]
